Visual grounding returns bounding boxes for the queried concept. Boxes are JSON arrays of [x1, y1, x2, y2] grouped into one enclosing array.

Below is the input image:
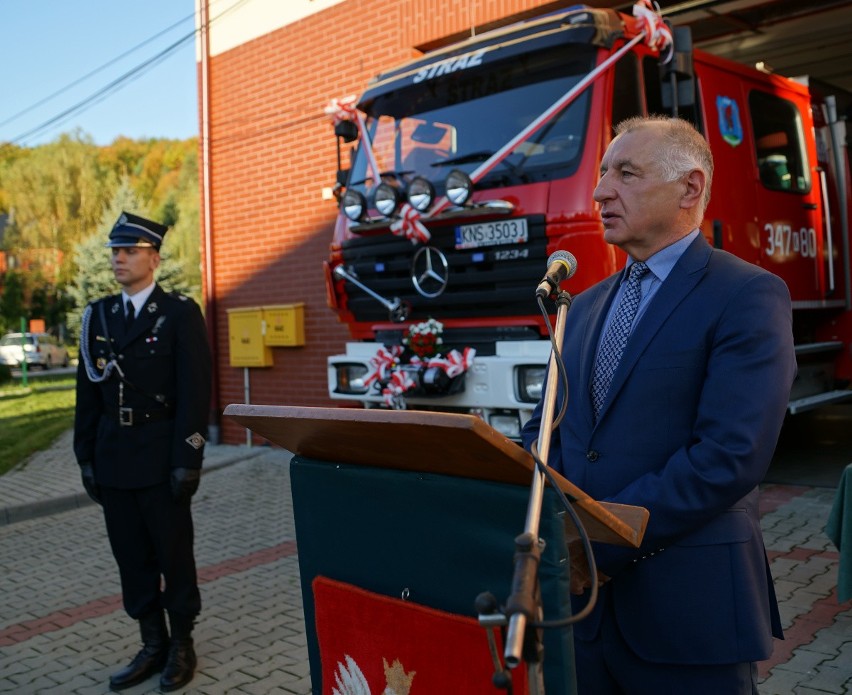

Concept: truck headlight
[[489, 412, 521, 439], [334, 363, 369, 394], [445, 169, 472, 206], [407, 176, 435, 212], [374, 182, 402, 217], [516, 365, 545, 403], [341, 189, 367, 221]]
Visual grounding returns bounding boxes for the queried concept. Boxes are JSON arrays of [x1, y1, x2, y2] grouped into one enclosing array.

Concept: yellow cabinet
[[227, 307, 273, 367], [262, 303, 305, 347]]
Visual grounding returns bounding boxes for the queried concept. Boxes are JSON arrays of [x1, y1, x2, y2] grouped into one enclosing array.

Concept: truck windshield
[[348, 44, 596, 199]]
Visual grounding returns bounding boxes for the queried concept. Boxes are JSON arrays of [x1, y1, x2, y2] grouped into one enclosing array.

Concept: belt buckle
[[119, 407, 133, 426]]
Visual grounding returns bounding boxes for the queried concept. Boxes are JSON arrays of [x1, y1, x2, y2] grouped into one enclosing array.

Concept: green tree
[[1, 132, 201, 341], [0, 133, 115, 284], [0, 270, 27, 334]]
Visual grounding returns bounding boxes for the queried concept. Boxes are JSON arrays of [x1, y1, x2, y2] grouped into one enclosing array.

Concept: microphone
[[535, 250, 577, 298]]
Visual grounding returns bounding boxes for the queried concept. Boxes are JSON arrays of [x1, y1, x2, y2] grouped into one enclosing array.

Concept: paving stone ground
[[0, 431, 849, 694]]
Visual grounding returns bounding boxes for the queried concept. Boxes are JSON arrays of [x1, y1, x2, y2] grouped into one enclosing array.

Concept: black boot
[[109, 610, 169, 691], [159, 613, 197, 692]]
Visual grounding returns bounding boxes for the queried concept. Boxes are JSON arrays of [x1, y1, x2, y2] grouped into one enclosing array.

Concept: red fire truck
[[324, 4, 851, 441]]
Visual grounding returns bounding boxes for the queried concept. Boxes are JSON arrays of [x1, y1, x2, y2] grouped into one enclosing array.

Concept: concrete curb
[[0, 447, 268, 527]]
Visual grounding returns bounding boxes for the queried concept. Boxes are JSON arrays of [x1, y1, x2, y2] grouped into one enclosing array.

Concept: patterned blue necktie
[[591, 261, 649, 420]]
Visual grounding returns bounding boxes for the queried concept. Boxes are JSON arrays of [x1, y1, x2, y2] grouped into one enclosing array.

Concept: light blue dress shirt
[[596, 229, 701, 354]]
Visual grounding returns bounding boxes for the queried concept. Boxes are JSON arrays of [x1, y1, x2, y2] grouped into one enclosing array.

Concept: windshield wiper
[[432, 151, 494, 167], [435, 150, 531, 186]]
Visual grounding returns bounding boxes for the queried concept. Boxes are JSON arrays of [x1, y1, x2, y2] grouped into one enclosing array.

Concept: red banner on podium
[[314, 576, 528, 694]]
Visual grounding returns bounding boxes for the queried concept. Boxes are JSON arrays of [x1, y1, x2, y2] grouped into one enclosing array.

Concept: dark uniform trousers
[[75, 284, 212, 623], [101, 484, 200, 619]]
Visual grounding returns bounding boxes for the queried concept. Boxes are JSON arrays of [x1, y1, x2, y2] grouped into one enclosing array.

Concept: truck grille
[[339, 215, 548, 323]]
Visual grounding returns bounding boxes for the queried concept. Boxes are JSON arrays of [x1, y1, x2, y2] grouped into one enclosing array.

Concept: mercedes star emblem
[[411, 246, 449, 298]]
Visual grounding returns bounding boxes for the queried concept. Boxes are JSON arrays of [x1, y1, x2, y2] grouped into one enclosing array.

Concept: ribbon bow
[[442, 347, 476, 378], [382, 369, 417, 408], [324, 94, 359, 125], [633, 1, 673, 63], [390, 203, 431, 244], [364, 345, 404, 388], [427, 347, 476, 378]]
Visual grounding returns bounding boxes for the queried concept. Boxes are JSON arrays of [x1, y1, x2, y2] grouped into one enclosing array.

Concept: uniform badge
[[147, 302, 158, 314], [111, 302, 120, 314], [185, 433, 206, 450], [96, 357, 107, 370]]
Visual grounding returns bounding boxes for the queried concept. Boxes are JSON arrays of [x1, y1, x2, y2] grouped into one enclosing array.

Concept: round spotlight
[[341, 189, 367, 222], [407, 177, 435, 212], [445, 169, 473, 206], [374, 182, 402, 217]]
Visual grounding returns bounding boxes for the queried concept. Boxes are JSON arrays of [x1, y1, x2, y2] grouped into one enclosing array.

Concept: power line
[[6, 0, 252, 146], [0, 13, 194, 131], [10, 31, 195, 145]]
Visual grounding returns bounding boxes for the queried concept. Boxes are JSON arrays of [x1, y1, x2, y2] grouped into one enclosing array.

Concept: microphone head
[[547, 250, 577, 279]]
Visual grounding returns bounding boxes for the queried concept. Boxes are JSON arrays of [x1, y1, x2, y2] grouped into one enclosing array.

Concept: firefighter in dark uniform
[[74, 212, 212, 692]]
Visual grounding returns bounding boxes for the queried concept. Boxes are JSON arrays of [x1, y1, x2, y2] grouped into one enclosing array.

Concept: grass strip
[[0, 376, 76, 476]]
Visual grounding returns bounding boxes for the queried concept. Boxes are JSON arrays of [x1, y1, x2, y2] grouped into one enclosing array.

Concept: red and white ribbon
[[390, 203, 431, 244], [324, 95, 359, 125], [382, 369, 417, 407], [427, 347, 476, 378], [324, 94, 382, 185], [363, 345, 404, 388], [444, 347, 476, 378], [633, 1, 673, 62]]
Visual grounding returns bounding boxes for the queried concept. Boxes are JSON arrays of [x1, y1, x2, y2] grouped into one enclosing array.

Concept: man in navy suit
[[521, 117, 796, 693]]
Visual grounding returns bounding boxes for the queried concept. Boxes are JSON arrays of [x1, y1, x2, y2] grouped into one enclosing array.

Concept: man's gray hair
[[615, 116, 714, 213]]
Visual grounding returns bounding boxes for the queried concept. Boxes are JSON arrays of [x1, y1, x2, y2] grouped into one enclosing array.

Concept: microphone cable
[[523, 292, 599, 627]]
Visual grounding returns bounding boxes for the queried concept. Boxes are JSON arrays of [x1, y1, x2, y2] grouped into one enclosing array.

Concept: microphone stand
[[503, 288, 572, 692]]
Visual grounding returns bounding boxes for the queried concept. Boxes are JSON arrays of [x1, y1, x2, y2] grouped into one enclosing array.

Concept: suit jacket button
[[586, 450, 599, 462]]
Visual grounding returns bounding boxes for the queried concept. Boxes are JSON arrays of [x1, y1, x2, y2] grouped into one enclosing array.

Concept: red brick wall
[[201, 0, 579, 443]]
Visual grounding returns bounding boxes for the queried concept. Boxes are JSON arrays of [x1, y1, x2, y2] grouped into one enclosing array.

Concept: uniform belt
[[114, 406, 174, 426]]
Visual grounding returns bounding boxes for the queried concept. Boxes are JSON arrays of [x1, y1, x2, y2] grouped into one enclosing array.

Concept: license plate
[[455, 219, 528, 249]]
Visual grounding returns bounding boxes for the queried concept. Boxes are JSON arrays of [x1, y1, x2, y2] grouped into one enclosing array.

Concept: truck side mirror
[[335, 120, 359, 143], [661, 25, 696, 113]]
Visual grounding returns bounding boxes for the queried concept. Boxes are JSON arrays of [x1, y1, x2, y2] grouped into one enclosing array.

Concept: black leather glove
[[170, 467, 201, 503], [79, 463, 101, 505]]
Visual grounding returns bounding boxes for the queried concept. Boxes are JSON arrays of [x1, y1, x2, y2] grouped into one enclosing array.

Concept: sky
[[0, 0, 198, 147]]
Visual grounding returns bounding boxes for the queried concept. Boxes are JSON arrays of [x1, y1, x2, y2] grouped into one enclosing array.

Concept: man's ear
[[680, 169, 705, 210]]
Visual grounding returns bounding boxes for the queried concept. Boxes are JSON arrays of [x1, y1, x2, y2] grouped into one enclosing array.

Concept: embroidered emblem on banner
[[314, 576, 529, 694], [185, 433, 206, 449], [331, 655, 415, 695]]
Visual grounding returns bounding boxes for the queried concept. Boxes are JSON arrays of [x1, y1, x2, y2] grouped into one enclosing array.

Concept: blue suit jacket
[[522, 234, 796, 664]]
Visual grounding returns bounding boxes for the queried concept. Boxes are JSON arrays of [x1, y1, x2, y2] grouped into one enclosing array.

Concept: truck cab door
[[747, 88, 826, 304]]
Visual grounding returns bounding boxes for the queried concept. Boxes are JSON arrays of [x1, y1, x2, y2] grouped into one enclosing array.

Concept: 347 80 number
[[764, 223, 817, 258]]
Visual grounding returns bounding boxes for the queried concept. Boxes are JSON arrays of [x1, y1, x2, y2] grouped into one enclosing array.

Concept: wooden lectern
[[225, 404, 648, 695]]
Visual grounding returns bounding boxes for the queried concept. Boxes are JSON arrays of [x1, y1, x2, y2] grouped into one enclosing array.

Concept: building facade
[[198, 0, 576, 443]]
